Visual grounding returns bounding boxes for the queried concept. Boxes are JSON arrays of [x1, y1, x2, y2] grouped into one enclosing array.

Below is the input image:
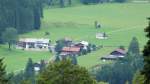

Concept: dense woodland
[[0, 0, 43, 43]]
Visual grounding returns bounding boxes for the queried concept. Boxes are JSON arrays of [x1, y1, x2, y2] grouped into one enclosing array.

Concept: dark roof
[[74, 43, 84, 47], [33, 63, 41, 67], [101, 49, 126, 60], [112, 49, 126, 55]]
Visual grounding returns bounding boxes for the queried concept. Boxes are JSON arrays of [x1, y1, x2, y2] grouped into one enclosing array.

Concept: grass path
[[108, 25, 145, 34]]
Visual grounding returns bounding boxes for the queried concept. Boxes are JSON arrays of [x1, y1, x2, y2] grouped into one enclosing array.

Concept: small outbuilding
[[96, 33, 108, 39]]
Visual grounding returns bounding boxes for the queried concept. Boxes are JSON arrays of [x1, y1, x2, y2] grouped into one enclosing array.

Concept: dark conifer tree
[[0, 0, 43, 42], [128, 37, 140, 56], [24, 58, 35, 83], [37, 60, 96, 84], [71, 55, 78, 65], [68, 0, 72, 6], [55, 55, 61, 62], [33, 8, 41, 30], [0, 58, 8, 84], [60, 0, 65, 8], [39, 60, 46, 73], [141, 18, 150, 83]]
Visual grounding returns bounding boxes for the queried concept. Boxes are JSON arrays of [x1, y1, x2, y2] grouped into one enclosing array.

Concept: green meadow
[[0, 3, 150, 72]]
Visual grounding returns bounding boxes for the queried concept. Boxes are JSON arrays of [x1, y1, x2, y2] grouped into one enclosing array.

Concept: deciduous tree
[[37, 60, 97, 84], [2, 27, 18, 50]]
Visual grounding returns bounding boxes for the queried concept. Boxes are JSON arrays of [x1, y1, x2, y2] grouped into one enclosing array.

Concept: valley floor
[[0, 3, 150, 72]]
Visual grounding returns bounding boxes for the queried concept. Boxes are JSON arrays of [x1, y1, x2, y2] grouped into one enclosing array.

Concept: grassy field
[[0, 45, 52, 72], [0, 3, 150, 72], [22, 3, 150, 46]]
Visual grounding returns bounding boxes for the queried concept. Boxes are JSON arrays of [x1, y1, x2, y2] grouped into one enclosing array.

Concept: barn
[[101, 48, 126, 60]]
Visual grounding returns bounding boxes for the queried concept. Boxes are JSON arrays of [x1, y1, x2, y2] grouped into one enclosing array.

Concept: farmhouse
[[101, 48, 126, 60], [75, 41, 89, 50], [16, 38, 50, 51], [60, 47, 81, 59], [96, 33, 108, 39]]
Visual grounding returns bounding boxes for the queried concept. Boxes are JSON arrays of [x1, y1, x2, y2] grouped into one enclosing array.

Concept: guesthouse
[[16, 38, 50, 51]]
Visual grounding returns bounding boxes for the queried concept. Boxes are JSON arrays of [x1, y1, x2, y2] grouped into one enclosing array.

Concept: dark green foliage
[[0, 0, 43, 43], [55, 39, 70, 54], [44, 0, 74, 7], [0, 58, 8, 84], [132, 71, 144, 84], [33, 7, 41, 30], [71, 55, 78, 65], [2, 27, 18, 50], [39, 60, 46, 73], [20, 80, 32, 84], [92, 44, 97, 51], [141, 18, 150, 83], [24, 58, 35, 83], [95, 38, 143, 84], [80, 0, 105, 4], [33, 0, 43, 30], [127, 37, 143, 70], [95, 21, 98, 28], [96, 57, 135, 84], [55, 55, 61, 62], [10, 59, 47, 84], [128, 37, 140, 56], [9, 71, 25, 84], [60, 0, 65, 8], [55, 41, 64, 54], [81, 49, 87, 55], [37, 60, 97, 84], [95, 64, 112, 82], [114, 0, 126, 3], [68, 0, 72, 6], [87, 45, 92, 53], [119, 45, 125, 50]]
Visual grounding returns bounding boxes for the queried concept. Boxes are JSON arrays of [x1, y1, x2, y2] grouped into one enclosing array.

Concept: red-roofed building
[[60, 47, 81, 59], [62, 47, 80, 52]]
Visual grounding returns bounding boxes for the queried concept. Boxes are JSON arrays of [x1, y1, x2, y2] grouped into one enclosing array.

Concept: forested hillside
[[0, 0, 43, 43]]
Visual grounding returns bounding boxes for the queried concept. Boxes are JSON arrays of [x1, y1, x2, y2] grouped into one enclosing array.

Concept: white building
[[16, 38, 50, 51]]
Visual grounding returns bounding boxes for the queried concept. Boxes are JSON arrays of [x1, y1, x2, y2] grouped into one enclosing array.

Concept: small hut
[[96, 32, 108, 39]]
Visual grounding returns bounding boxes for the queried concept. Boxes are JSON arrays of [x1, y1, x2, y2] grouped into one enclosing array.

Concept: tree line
[[44, 0, 126, 8], [93, 37, 143, 84], [0, 0, 44, 43], [0, 58, 99, 84]]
